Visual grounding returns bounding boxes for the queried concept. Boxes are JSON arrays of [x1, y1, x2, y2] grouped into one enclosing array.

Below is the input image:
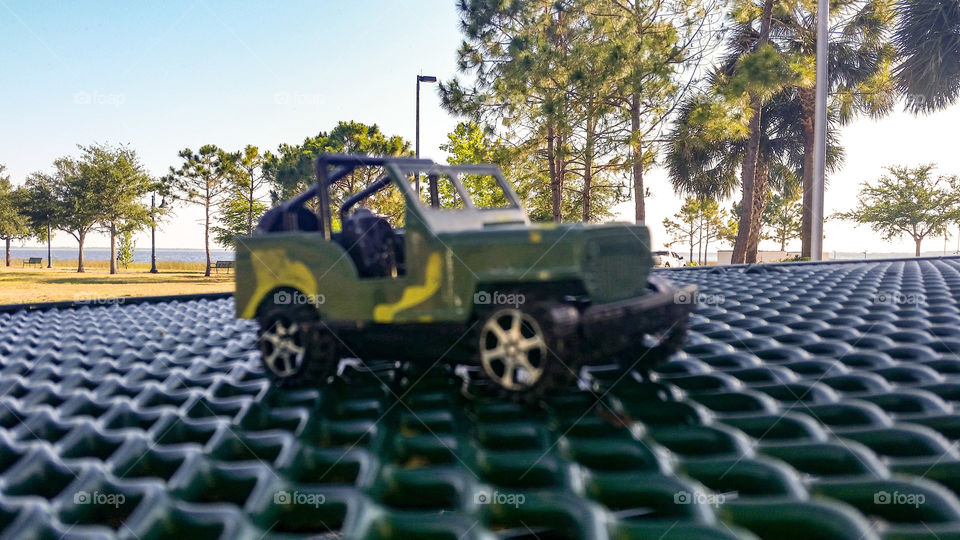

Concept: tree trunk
[[4, 237, 9, 267], [630, 95, 645, 224], [109, 222, 118, 275], [915, 237, 922, 257], [77, 231, 85, 273], [698, 210, 704, 264], [547, 124, 562, 223], [800, 87, 816, 258], [730, 0, 774, 264], [204, 197, 212, 277], [248, 172, 255, 235], [703, 221, 711, 266], [746, 161, 770, 263], [47, 225, 52, 268], [582, 111, 595, 223]]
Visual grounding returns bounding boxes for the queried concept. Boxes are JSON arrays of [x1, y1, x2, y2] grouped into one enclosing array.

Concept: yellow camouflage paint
[[241, 249, 319, 318], [373, 252, 443, 322]]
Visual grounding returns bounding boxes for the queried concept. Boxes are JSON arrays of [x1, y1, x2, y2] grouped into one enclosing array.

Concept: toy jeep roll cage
[[257, 154, 530, 239]]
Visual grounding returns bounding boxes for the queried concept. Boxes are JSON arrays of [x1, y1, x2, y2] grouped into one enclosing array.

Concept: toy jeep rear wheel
[[476, 302, 579, 401], [257, 301, 338, 387]]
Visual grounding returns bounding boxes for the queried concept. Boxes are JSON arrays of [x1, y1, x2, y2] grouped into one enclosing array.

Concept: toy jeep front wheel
[[476, 302, 579, 400], [257, 302, 337, 387]]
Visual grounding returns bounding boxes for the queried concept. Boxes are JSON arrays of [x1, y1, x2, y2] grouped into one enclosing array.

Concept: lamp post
[[149, 193, 166, 274], [810, 0, 828, 261], [415, 74, 437, 194]]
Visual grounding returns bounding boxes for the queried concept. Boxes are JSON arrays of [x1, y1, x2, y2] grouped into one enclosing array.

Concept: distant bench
[[214, 260, 235, 274], [22, 257, 42, 268]]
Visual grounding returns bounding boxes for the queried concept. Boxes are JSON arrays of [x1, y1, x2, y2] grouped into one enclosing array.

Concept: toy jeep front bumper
[[579, 276, 698, 364]]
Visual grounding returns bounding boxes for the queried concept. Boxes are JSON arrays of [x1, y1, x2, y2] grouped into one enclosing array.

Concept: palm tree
[[714, 1, 895, 258], [666, 89, 844, 261], [894, 0, 960, 113]]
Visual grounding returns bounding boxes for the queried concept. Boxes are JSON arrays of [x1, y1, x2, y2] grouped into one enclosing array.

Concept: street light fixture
[[415, 74, 437, 195]]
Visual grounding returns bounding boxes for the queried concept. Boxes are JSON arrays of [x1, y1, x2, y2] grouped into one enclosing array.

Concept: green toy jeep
[[235, 154, 696, 399]]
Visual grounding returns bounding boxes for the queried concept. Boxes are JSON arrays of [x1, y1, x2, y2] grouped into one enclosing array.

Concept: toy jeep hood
[[436, 222, 654, 305]]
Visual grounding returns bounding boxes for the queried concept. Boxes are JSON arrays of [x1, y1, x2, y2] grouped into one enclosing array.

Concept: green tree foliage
[[80, 143, 154, 274], [0, 165, 30, 266], [771, 0, 896, 257], [235, 145, 271, 236], [212, 145, 271, 248], [169, 145, 236, 276], [664, 198, 702, 262], [23, 172, 60, 267], [213, 194, 267, 248], [698, 198, 735, 264], [441, 121, 546, 219], [762, 185, 803, 250], [836, 165, 960, 256], [667, 89, 843, 260], [37, 157, 101, 272], [117, 228, 135, 269], [443, 0, 719, 223], [893, 0, 960, 113], [664, 197, 736, 264], [673, 0, 893, 262], [264, 121, 411, 225], [592, 0, 723, 224]]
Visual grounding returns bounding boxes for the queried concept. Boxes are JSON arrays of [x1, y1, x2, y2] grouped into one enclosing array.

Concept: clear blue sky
[[3, 0, 960, 256]]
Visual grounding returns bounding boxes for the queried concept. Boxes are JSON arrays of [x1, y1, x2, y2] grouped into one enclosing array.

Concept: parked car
[[653, 250, 684, 267], [235, 154, 696, 400]]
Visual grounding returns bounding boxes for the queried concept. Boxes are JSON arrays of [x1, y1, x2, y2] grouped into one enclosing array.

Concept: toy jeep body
[[235, 154, 695, 398]]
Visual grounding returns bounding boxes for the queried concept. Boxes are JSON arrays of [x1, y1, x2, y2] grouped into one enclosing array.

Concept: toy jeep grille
[[582, 235, 651, 303]]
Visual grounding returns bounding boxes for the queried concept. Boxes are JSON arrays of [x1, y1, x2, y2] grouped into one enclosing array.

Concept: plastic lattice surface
[[2, 259, 960, 539]]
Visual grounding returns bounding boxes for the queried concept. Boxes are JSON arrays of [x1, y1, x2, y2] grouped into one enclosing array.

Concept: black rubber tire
[[257, 301, 338, 388], [475, 301, 580, 402]]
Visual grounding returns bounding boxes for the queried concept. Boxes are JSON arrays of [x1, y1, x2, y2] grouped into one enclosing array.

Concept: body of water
[[5, 247, 234, 263]]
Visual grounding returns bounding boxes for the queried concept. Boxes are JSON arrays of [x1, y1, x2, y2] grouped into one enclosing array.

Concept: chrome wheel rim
[[260, 318, 305, 378], [479, 308, 547, 391]]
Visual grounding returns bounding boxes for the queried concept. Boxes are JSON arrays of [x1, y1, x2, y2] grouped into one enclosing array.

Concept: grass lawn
[[0, 261, 234, 304]]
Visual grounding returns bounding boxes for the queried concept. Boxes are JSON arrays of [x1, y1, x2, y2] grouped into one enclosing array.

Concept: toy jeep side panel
[[234, 207, 461, 325], [234, 231, 438, 323]]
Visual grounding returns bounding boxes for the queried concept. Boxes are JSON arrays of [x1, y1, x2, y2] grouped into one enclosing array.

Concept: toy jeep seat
[[340, 208, 399, 278]]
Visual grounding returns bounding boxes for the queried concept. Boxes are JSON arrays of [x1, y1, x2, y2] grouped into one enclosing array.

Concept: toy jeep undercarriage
[[235, 154, 696, 399]]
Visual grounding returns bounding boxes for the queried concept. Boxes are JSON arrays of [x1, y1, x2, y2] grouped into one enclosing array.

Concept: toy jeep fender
[[235, 154, 696, 399]]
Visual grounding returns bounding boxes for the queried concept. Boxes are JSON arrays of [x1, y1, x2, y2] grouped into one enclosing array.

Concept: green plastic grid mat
[[1, 258, 960, 539]]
